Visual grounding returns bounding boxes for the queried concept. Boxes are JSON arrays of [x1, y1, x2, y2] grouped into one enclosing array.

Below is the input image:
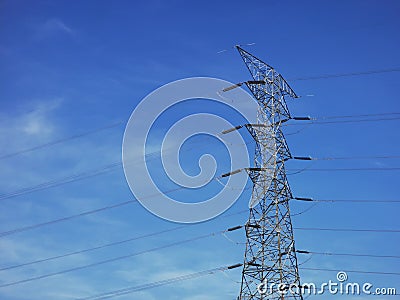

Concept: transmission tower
[[235, 46, 303, 299]]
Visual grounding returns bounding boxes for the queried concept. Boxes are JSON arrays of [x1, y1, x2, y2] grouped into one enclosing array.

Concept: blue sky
[[0, 0, 399, 299]]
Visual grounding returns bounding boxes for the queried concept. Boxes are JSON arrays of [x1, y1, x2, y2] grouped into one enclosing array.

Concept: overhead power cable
[[0, 150, 196, 202], [2, 160, 399, 202], [0, 135, 244, 202], [1, 222, 398, 288], [5, 202, 376, 271], [286, 116, 400, 126], [0, 114, 398, 203], [294, 155, 400, 161], [0, 108, 399, 162], [0, 162, 122, 202], [1, 159, 399, 204], [76, 264, 240, 300], [304, 251, 400, 259], [301, 267, 400, 276], [2, 66, 395, 165], [294, 227, 400, 233], [0, 160, 398, 238], [294, 198, 400, 203], [0, 181, 249, 238], [1, 190, 397, 240], [289, 67, 400, 81], [0, 210, 247, 271], [0, 229, 229, 288], [310, 116, 400, 125], [0, 123, 218, 164], [0, 226, 181, 271], [78, 263, 400, 300], [0, 122, 123, 160], [223, 167, 400, 180], [287, 167, 400, 172], [315, 112, 400, 120], [0, 205, 314, 272], [316, 199, 400, 203], [0, 200, 136, 237]]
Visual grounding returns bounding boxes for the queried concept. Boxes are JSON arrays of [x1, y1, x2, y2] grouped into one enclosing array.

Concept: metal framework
[[236, 46, 303, 300]]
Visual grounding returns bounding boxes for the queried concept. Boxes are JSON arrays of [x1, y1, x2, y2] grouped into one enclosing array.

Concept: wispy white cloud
[[0, 98, 63, 190], [0, 98, 62, 160], [33, 18, 75, 40], [21, 99, 62, 136]]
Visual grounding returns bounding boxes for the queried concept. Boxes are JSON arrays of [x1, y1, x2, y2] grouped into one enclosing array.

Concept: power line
[[0, 122, 123, 160], [294, 227, 400, 233], [0, 123, 233, 202], [289, 67, 400, 81], [298, 155, 400, 161], [1, 110, 399, 162], [308, 199, 400, 203], [0, 185, 191, 237], [4, 202, 396, 271], [0, 153, 193, 202], [0, 115, 398, 203], [286, 165, 400, 176], [76, 265, 232, 300], [0, 210, 247, 271], [0, 69, 395, 165], [315, 112, 400, 120], [0, 136, 226, 202], [0, 230, 227, 289], [1, 192, 398, 239], [77, 264, 400, 300], [1, 223, 398, 288], [0, 200, 136, 237], [0, 162, 122, 202], [0, 157, 396, 241], [1, 204, 316, 273], [0, 128, 397, 238], [301, 267, 400, 276], [0, 161, 398, 207], [305, 251, 400, 259], [1, 120, 231, 163], [0, 181, 246, 238], [4, 162, 399, 203], [0, 226, 183, 271], [288, 167, 400, 172], [311, 116, 400, 125], [285, 116, 400, 126]]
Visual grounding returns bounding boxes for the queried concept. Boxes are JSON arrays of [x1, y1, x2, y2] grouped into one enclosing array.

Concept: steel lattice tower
[[236, 46, 303, 300]]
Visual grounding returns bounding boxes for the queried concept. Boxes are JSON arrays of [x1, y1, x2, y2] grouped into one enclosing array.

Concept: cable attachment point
[[227, 225, 243, 232], [292, 116, 312, 121], [293, 197, 314, 202], [227, 263, 243, 269], [293, 156, 313, 161]]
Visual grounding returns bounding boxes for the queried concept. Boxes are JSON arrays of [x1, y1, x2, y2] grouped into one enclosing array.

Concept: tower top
[[236, 46, 298, 98]]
